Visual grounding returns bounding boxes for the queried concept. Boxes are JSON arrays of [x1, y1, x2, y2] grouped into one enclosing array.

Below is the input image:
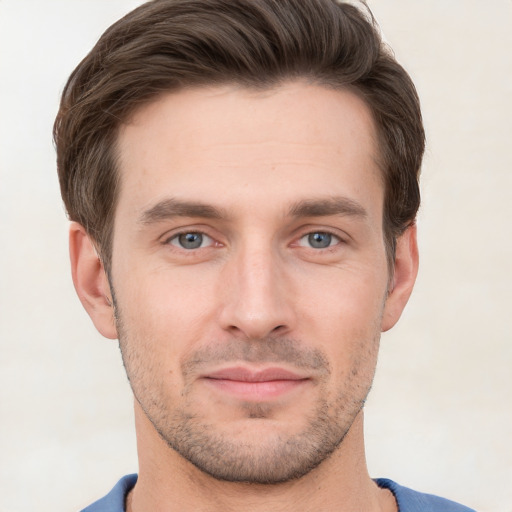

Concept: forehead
[[115, 82, 382, 221]]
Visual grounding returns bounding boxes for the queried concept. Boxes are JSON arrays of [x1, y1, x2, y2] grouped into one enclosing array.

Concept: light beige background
[[1, 1, 511, 511]]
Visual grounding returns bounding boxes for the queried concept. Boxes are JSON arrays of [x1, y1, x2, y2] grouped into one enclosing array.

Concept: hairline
[[96, 79, 396, 278]]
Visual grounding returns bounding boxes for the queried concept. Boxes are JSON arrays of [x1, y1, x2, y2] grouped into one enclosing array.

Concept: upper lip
[[203, 366, 308, 382]]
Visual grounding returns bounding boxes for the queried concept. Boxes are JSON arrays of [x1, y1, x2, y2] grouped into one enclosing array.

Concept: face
[[106, 83, 399, 483]]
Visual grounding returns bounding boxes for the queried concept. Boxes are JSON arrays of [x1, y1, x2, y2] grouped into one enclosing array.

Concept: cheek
[[114, 277, 195, 401], [294, 266, 386, 363], [297, 262, 388, 323], [114, 263, 220, 355]]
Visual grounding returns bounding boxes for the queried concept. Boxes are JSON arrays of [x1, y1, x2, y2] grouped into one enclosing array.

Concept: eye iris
[[178, 233, 203, 249], [308, 232, 332, 248]]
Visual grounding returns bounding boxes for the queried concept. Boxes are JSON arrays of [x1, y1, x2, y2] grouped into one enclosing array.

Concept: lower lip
[[203, 378, 308, 400]]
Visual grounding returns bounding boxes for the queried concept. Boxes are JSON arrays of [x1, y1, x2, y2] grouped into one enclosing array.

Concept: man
[[54, 0, 476, 510]]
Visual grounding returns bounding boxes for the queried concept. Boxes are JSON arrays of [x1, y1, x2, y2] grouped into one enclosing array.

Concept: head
[[55, 0, 424, 274], [57, 0, 424, 485]]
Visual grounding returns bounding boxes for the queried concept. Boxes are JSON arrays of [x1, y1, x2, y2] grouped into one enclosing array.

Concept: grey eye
[[298, 232, 339, 249], [308, 232, 332, 248], [170, 232, 211, 249]]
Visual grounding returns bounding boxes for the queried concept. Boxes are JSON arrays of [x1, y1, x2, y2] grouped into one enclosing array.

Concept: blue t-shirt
[[81, 474, 477, 511]]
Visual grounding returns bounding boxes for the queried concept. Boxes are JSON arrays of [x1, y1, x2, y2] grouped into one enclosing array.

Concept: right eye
[[168, 232, 214, 250]]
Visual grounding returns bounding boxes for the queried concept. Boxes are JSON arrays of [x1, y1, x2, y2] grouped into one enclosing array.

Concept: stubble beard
[[114, 304, 380, 485], [150, 383, 369, 484]]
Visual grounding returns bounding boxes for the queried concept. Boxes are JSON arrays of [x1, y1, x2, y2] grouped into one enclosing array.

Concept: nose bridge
[[240, 244, 278, 306], [219, 236, 293, 339]]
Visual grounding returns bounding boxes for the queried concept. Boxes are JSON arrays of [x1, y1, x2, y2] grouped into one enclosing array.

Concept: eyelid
[[168, 231, 215, 249], [296, 230, 342, 248], [160, 226, 221, 247], [159, 223, 212, 240], [291, 223, 348, 243], [158, 224, 348, 251]]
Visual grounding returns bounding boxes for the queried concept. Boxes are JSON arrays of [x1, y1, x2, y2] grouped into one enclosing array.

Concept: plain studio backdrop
[[0, 1, 511, 511]]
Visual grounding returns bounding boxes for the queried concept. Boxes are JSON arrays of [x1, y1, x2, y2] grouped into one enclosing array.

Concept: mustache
[[181, 337, 330, 377]]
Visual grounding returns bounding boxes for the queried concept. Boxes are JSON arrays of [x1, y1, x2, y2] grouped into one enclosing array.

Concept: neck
[[127, 401, 396, 512]]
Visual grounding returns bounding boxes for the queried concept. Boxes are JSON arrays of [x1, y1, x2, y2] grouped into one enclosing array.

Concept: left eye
[[169, 232, 213, 250], [298, 232, 340, 249]]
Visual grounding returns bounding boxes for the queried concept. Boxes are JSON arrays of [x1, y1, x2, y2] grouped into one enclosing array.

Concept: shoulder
[[80, 474, 476, 511], [375, 479, 477, 512], [80, 474, 138, 512]]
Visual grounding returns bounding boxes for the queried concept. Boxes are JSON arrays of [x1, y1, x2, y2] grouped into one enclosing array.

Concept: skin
[[70, 82, 418, 511]]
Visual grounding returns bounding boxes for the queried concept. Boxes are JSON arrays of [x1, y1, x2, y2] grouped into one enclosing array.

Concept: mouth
[[201, 366, 310, 401]]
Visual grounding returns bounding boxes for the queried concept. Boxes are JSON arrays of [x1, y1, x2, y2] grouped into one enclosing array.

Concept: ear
[[69, 222, 118, 339], [381, 224, 419, 332]]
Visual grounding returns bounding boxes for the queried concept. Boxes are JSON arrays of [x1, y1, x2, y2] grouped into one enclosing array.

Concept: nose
[[218, 244, 296, 340]]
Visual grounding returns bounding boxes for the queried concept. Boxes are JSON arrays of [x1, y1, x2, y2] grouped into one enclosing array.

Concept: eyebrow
[[288, 197, 368, 219], [139, 198, 226, 225], [138, 195, 367, 226]]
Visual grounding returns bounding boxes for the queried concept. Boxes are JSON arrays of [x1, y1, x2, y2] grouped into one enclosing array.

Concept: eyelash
[[296, 231, 342, 250], [163, 229, 344, 252], [165, 231, 216, 250]]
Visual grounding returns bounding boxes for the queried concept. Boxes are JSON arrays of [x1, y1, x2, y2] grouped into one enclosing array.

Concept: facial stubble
[[113, 292, 381, 485]]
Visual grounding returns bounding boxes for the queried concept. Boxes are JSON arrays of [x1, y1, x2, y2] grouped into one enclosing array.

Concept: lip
[[201, 366, 310, 400], [206, 366, 307, 382]]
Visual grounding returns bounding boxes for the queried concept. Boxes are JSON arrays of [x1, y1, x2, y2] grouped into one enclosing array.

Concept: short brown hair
[[54, 0, 424, 271]]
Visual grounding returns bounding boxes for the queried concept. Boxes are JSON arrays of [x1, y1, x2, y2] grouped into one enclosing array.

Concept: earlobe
[[69, 222, 118, 339], [381, 224, 419, 332]]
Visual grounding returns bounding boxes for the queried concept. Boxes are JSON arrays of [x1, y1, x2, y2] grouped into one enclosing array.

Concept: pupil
[[309, 232, 331, 248], [179, 233, 202, 249]]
